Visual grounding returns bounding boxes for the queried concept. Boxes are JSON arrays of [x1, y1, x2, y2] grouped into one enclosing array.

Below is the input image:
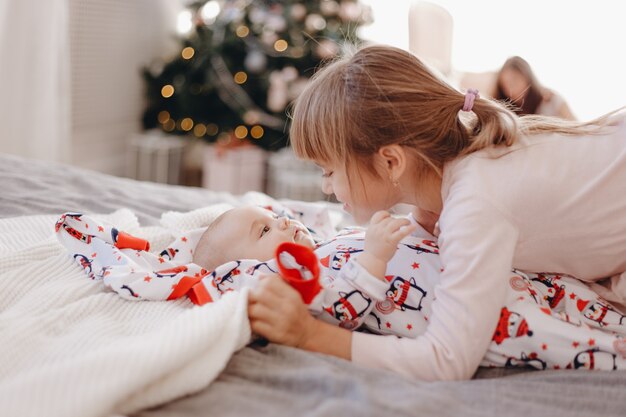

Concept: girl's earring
[[389, 176, 399, 187]]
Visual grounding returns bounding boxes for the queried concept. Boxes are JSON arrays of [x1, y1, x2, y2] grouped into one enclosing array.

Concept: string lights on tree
[[142, 0, 372, 151]]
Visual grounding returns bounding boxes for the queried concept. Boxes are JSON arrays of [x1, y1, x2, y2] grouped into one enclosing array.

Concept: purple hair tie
[[462, 89, 480, 112]]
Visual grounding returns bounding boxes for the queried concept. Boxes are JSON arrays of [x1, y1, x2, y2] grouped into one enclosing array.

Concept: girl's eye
[[322, 171, 333, 178], [260, 225, 270, 237]]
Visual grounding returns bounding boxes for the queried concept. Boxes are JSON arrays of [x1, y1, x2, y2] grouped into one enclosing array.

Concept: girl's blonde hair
[[290, 45, 619, 178]]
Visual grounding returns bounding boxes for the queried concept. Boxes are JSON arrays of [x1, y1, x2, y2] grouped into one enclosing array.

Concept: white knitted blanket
[[0, 209, 251, 417]]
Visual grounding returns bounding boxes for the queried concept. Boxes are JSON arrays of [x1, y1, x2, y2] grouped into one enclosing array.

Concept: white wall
[[0, 0, 182, 174], [360, 0, 626, 120], [0, 0, 71, 163], [68, 0, 181, 175]]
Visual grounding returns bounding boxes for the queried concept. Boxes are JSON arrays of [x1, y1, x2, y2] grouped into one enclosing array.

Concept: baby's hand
[[358, 211, 417, 279]]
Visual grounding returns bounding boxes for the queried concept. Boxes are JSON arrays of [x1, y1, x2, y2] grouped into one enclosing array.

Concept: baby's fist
[[365, 211, 417, 264]]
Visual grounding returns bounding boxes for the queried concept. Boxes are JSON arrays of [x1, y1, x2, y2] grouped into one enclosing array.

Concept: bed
[[1, 152, 625, 417]]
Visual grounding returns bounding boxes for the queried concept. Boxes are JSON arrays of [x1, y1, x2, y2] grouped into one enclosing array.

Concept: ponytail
[[461, 96, 519, 154]]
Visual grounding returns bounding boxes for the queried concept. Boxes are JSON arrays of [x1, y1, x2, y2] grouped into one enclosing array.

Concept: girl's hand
[[247, 274, 317, 348], [359, 211, 418, 279]]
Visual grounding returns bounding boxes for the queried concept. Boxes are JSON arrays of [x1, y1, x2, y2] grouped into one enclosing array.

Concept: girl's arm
[[301, 315, 352, 360]]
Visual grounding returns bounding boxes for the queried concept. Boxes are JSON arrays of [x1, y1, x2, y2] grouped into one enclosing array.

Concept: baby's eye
[[260, 225, 270, 237], [322, 171, 333, 178]]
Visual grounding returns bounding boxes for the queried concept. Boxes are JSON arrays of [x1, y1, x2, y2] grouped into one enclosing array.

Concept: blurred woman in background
[[496, 56, 576, 120]]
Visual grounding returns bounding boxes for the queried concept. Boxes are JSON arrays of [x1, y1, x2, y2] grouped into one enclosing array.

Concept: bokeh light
[[234, 125, 248, 139], [181, 47, 195, 60], [161, 85, 175, 98]]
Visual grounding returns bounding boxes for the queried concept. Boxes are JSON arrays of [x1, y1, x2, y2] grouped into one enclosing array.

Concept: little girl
[[247, 44, 626, 380]]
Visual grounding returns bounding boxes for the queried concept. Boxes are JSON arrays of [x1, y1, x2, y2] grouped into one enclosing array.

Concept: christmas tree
[[142, 0, 372, 151]]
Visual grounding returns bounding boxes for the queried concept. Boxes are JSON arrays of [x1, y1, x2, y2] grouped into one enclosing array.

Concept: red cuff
[[188, 282, 214, 306], [114, 231, 150, 251]]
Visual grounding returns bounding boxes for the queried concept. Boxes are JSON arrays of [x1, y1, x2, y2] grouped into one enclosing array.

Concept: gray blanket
[[2, 153, 625, 416], [137, 345, 625, 417]]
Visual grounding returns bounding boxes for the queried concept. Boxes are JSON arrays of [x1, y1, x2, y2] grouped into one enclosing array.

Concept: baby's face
[[216, 206, 315, 262]]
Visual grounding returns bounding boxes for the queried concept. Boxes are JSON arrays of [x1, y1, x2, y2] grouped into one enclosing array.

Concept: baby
[[191, 206, 626, 371], [56, 208, 626, 371]]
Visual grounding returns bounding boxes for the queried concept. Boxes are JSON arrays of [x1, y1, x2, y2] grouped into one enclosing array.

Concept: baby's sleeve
[[310, 259, 388, 329], [204, 259, 275, 294]]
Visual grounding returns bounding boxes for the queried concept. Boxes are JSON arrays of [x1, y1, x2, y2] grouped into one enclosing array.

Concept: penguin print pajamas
[[57, 212, 626, 371]]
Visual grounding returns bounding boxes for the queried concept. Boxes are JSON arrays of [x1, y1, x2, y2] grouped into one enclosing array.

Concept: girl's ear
[[377, 144, 406, 181]]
